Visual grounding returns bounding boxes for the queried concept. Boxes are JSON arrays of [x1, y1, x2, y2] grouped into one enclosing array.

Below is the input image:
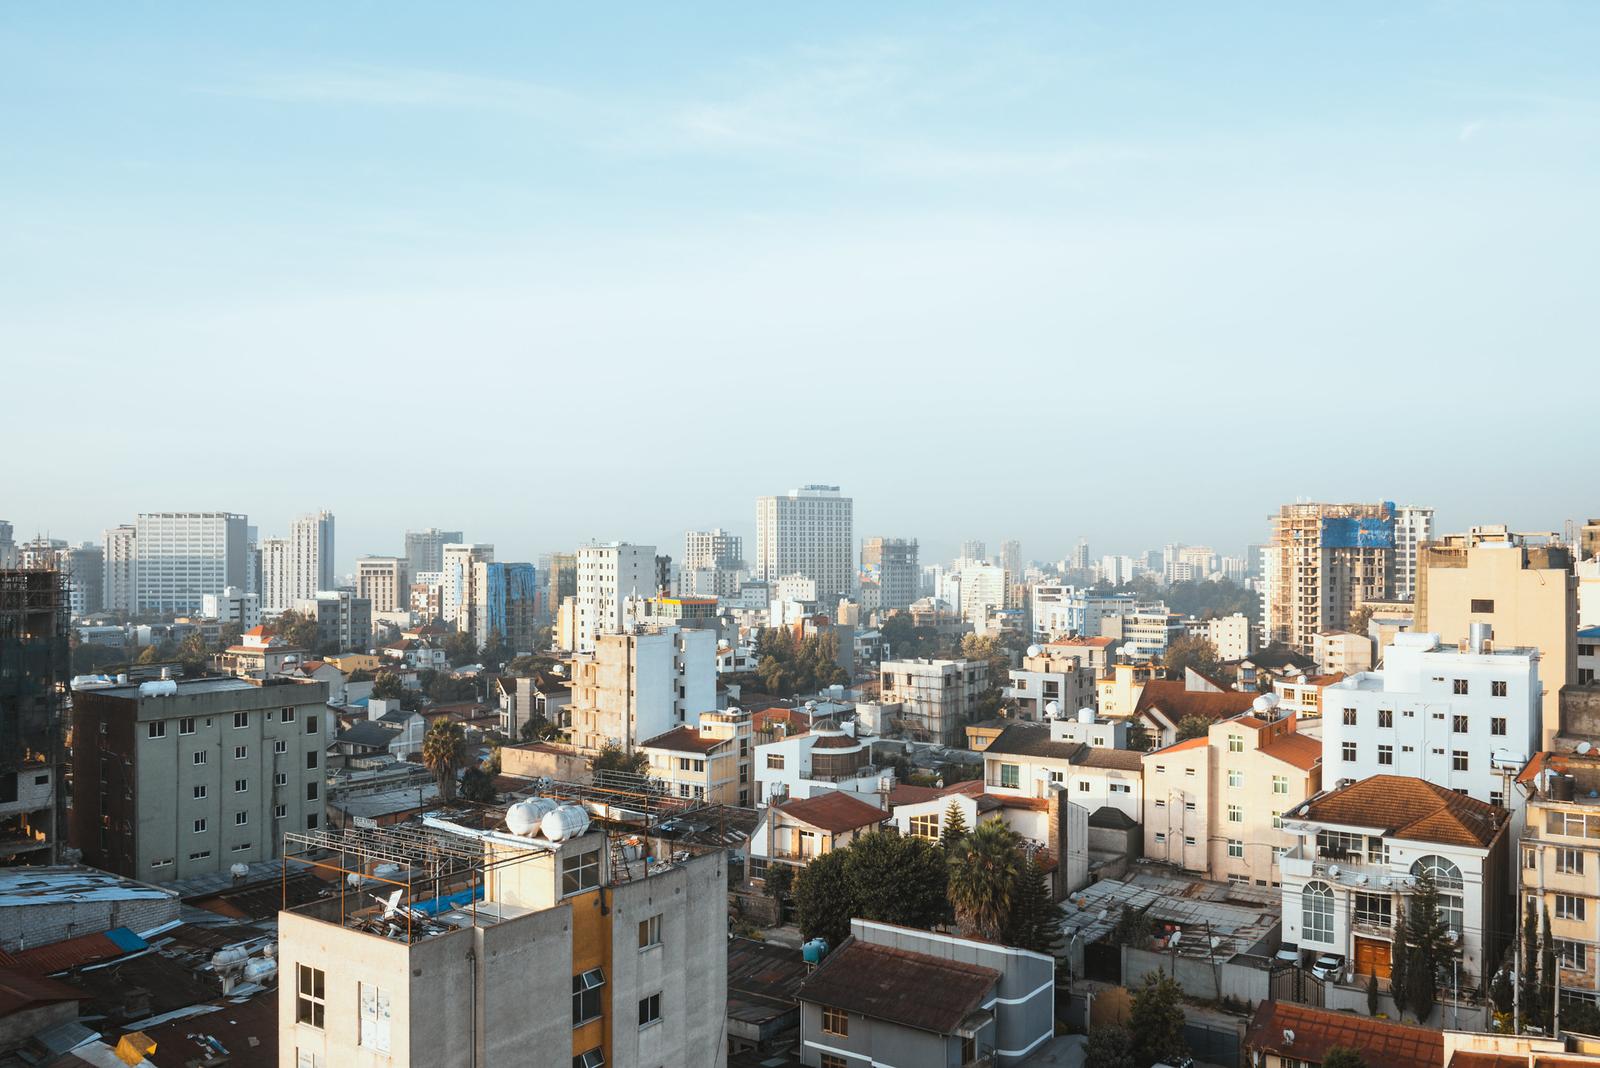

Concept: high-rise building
[[58, 542, 104, 616], [1072, 538, 1090, 572], [404, 528, 462, 579], [102, 524, 137, 615], [1415, 525, 1577, 746], [355, 557, 409, 614], [468, 561, 539, 651], [754, 486, 853, 608], [0, 568, 67, 864], [441, 543, 494, 626], [1581, 518, 1600, 562], [244, 524, 262, 599], [69, 676, 330, 880], [1000, 540, 1022, 583], [861, 537, 920, 610], [959, 540, 987, 565], [295, 590, 373, 653], [567, 626, 716, 751], [957, 561, 1009, 627], [1260, 501, 1396, 652], [288, 511, 335, 605], [541, 551, 577, 624], [1393, 504, 1435, 601], [133, 512, 248, 615], [573, 543, 655, 653], [261, 537, 291, 616], [0, 522, 14, 568], [682, 529, 743, 571]]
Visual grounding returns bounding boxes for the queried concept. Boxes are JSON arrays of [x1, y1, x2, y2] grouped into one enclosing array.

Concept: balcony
[[1283, 845, 1409, 891]]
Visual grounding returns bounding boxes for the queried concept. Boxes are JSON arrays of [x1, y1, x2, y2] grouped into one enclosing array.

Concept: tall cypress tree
[[1541, 907, 1558, 1032], [1521, 897, 1543, 1031], [1390, 899, 1411, 1020]]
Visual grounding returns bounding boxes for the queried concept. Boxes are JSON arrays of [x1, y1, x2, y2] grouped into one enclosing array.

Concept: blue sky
[[3, 4, 1597, 569]]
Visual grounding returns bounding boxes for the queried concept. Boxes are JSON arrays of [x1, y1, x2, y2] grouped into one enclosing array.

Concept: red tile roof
[[1260, 731, 1322, 771], [639, 725, 724, 755], [1246, 1001, 1442, 1068], [797, 938, 998, 1034], [777, 791, 887, 834], [1149, 736, 1208, 756], [1298, 775, 1508, 848], [887, 779, 983, 808], [0, 931, 133, 974], [1134, 679, 1258, 724]]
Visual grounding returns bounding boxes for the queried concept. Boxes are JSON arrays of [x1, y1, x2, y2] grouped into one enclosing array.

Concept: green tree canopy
[[371, 670, 406, 700], [273, 610, 319, 651], [443, 631, 479, 667], [792, 851, 853, 947], [591, 742, 649, 778], [459, 766, 498, 803], [421, 719, 466, 804], [1128, 971, 1188, 1067], [939, 800, 970, 853], [1175, 714, 1212, 742], [1083, 1026, 1138, 1068], [1162, 634, 1222, 680], [1003, 849, 1063, 955], [947, 818, 1022, 942], [844, 831, 949, 933], [1323, 1048, 1367, 1068]]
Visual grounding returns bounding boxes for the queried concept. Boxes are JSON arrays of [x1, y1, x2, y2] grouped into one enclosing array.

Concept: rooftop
[[1246, 1001, 1443, 1068], [981, 723, 1084, 761], [0, 867, 175, 908], [1260, 731, 1322, 771], [1290, 775, 1507, 848], [1059, 870, 1281, 959], [776, 791, 887, 834], [1134, 679, 1259, 724], [796, 938, 998, 1034], [638, 725, 724, 755]]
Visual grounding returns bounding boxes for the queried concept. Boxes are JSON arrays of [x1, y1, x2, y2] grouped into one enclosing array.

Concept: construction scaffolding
[[0, 569, 67, 865]]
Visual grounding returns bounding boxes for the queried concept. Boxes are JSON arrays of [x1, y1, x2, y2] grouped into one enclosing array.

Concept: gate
[[1184, 1022, 1241, 1068], [1269, 962, 1325, 1007]]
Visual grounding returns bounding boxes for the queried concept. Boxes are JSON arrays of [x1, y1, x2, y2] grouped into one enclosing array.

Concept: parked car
[[1274, 945, 1300, 965], [1311, 953, 1346, 981]]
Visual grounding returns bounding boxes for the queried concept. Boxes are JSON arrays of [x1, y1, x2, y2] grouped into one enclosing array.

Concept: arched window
[[1411, 856, 1466, 936], [1303, 880, 1333, 943]]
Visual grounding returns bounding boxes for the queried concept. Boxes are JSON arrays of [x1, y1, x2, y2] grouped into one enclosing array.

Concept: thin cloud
[[210, 65, 585, 117]]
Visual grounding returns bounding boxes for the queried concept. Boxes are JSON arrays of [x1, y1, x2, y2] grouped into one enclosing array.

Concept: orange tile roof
[[1297, 774, 1507, 848], [887, 779, 983, 809], [1260, 731, 1322, 771], [1246, 1001, 1442, 1068], [1149, 736, 1208, 756], [639, 725, 724, 755], [1134, 679, 1258, 723], [778, 791, 887, 834]]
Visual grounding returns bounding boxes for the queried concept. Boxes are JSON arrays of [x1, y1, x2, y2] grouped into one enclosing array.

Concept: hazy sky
[[4, 4, 1597, 571]]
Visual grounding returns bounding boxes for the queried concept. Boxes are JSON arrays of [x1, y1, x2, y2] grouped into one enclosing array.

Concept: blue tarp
[[103, 926, 149, 952], [412, 886, 485, 916]]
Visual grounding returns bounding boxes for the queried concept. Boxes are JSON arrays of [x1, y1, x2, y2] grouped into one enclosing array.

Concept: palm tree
[[422, 719, 466, 803], [947, 818, 1022, 941]]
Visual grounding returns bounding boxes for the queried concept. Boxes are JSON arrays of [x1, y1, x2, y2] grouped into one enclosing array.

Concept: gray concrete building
[[69, 676, 331, 882]]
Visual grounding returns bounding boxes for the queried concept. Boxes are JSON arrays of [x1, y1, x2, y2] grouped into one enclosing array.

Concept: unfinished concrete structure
[[1260, 501, 1396, 652], [0, 569, 67, 864]]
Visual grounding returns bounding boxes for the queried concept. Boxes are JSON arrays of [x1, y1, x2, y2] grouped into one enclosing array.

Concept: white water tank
[[138, 679, 178, 698], [1043, 701, 1060, 720], [211, 947, 248, 970], [1026, 644, 1043, 658], [540, 805, 591, 842], [1252, 693, 1280, 715], [506, 798, 560, 837], [1078, 707, 1096, 724], [229, 863, 249, 878], [243, 958, 278, 984]]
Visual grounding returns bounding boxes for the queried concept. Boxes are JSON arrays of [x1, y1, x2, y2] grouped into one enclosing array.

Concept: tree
[[939, 801, 970, 853], [1367, 973, 1380, 1016], [1403, 869, 1454, 1025], [371, 671, 406, 701], [1349, 603, 1376, 635], [218, 622, 243, 649], [1128, 971, 1188, 1067], [1125, 721, 1153, 752], [591, 742, 649, 778], [459, 766, 498, 803], [1520, 896, 1542, 1030], [844, 831, 949, 933], [273, 610, 319, 651], [1004, 850, 1063, 955], [764, 863, 794, 923], [792, 852, 852, 947], [1083, 1025, 1138, 1068], [479, 629, 510, 669], [1489, 968, 1513, 1015], [1561, 997, 1600, 1036], [421, 719, 466, 804], [947, 818, 1022, 941], [136, 644, 164, 664], [1323, 1049, 1367, 1068], [519, 715, 563, 743], [1175, 714, 1212, 742], [1542, 906, 1557, 1032], [1390, 899, 1411, 1020], [443, 631, 479, 667], [1163, 634, 1222, 680]]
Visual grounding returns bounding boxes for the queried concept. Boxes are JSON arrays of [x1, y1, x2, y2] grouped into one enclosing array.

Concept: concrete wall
[[500, 742, 590, 783], [0, 883, 178, 951], [1122, 946, 1271, 1005], [0, 999, 78, 1053]]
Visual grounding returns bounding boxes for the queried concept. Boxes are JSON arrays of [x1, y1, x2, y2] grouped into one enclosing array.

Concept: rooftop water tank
[[540, 805, 591, 842], [243, 958, 278, 984], [229, 863, 249, 878], [1043, 701, 1060, 720], [138, 679, 178, 698], [1078, 707, 1096, 724], [1026, 644, 1043, 658], [802, 938, 828, 964], [211, 947, 248, 970], [506, 798, 560, 837]]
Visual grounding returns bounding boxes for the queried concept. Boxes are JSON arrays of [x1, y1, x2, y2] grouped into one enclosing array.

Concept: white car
[[1311, 953, 1346, 981]]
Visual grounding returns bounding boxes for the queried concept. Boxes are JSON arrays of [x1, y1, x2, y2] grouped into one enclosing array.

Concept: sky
[[3, 3, 1598, 571]]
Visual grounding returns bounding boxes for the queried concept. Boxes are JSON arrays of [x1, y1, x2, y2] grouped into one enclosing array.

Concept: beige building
[[1312, 630, 1372, 676], [1094, 661, 1156, 721], [638, 709, 752, 806], [1517, 749, 1600, 1009], [1142, 706, 1322, 888], [1199, 613, 1252, 661], [1261, 501, 1396, 652], [877, 658, 989, 745], [355, 557, 408, 614], [1005, 647, 1096, 721], [565, 627, 717, 754], [1416, 526, 1578, 745], [278, 817, 727, 1068], [755, 791, 887, 876]]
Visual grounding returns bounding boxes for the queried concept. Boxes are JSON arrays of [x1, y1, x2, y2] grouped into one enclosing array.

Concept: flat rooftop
[[0, 866, 174, 908], [90, 677, 260, 698]]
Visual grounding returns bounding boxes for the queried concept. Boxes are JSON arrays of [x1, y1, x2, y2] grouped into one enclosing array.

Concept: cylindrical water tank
[[262, 942, 277, 959], [802, 938, 828, 964], [1043, 701, 1059, 720], [1026, 644, 1043, 658], [243, 958, 277, 983], [211, 947, 248, 970], [230, 863, 250, 878], [1078, 707, 1096, 724], [506, 798, 560, 836], [540, 805, 591, 842]]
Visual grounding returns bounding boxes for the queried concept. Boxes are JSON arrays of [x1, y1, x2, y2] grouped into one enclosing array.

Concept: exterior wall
[[404, 529, 462, 582], [574, 543, 656, 654], [134, 512, 248, 614], [355, 558, 408, 614], [568, 629, 716, 753], [1006, 653, 1095, 719], [879, 659, 988, 746], [1314, 631, 1373, 676], [755, 487, 853, 609], [0, 876, 178, 951], [1204, 613, 1253, 661], [102, 525, 138, 615], [1418, 539, 1578, 747]]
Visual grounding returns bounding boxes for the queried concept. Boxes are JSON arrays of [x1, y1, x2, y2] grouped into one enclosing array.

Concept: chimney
[[1045, 784, 1067, 903]]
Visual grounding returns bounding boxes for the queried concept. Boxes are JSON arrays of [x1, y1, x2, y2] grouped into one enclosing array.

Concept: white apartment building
[[1394, 505, 1435, 602], [261, 537, 291, 616], [754, 485, 853, 608], [355, 557, 409, 614], [1320, 630, 1541, 812], [288, 511, 336, 605], [959, 562, 1009, 627], [102, 524, 137, 615], [440, 542, 494, 626], [683, 529, 742, 571], [980, 721, 1146, 825], [566, 626, 716, 752], [202, 586, 261, 629], [754, 720, 885, 804], [403, 528, 462, 579], [861, 537, 919, 611], [1104, 609, 1182, 661], [133, 512, 249, 615], [1006, 648, 1097, 721], [1198, 613, 1253, 661], [573, 542, 656, 654], [1313, 630, 1373, 676], [878, 658, 989, 746]]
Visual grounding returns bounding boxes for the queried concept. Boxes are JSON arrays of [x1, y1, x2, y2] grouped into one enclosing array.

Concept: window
[[1228, 770, 1243, 789], [1272, 775, 1289, 795], [1184, 767, 1196, 777], [1154, 832, 1167, 844], [1378, 709, 1393, 729], [147, 721, 166, 739], [821, 1004, 849, 1036], [1453, 714, 1469, 733], [306, 814, 318, 829], [1492, 680, 1508, 697], [275, 804, 288, 819], [1184, 835, 1196, 846], [1492, 717, 1507, 736], [1342, 741, 1357, 762], [1154, 765, 1166, 775], [281, 706, 297, 723], [1154, 799, 1166, 809], [193, 785, 207, 799], [1471, 598, 1495, 613], [1559, 940, 1589, 970], [574, 1050, 605, 1068], [275, 740, 288, 754], [1228, 735, 1243, 753], [1354, 892, 1393, 928], [306, 783, 318, 801], [275, 772, 288, 786], [1342, 708, 1357, 726], [572, 968, 604, 1025], [192, 751, 208, 765], [820, 1056, 847, 1068], [1227, 804, 1242, 823], [188, 849, 211, 861], [1228, 839, 1243, 858], [179, 717, 195, 735], [638, 914, 661, 949], [305, 715, 319, 735], [306, 751, 318, 770], [234, 712, 249, 729], [1453, 751, 1469, 772], [1558, 894, 1587, 921], [1184, 801, 1196, 812], [638, 992, 661, 1028], [1558, 848, 1584, 874], [1318, 830, 1364, 858], [999, 764, 1020, 789], [562, 849, 601, 895], [1077, 780, 1089, 792], [766, 754, 785, 770], [1303, 881, 1334, 943], [1412, 856, 1465, 933], [193, 818, 206, 833], [962, 1035, 977, 1065], [234, 745, 248, 760], [234, 778, 248, 793], [296, 965, 325, 1028], [235, 811, 248, 826], [1453, 679, 1469, 695], [908, 814, 939, 839], [1378, 744, 1393, 766]]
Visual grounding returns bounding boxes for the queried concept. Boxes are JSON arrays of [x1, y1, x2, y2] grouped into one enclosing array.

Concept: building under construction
[[1260, 501, 1396, 653], [0, 569, 67, 864]]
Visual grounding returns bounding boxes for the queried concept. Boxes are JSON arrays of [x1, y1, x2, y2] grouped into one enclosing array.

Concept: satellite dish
[[1581, 741, 1593, 756], [1328, 865, 1341, 878], [1284, 1029, 1296, 1046], [1027, 644, 1043, 658]]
